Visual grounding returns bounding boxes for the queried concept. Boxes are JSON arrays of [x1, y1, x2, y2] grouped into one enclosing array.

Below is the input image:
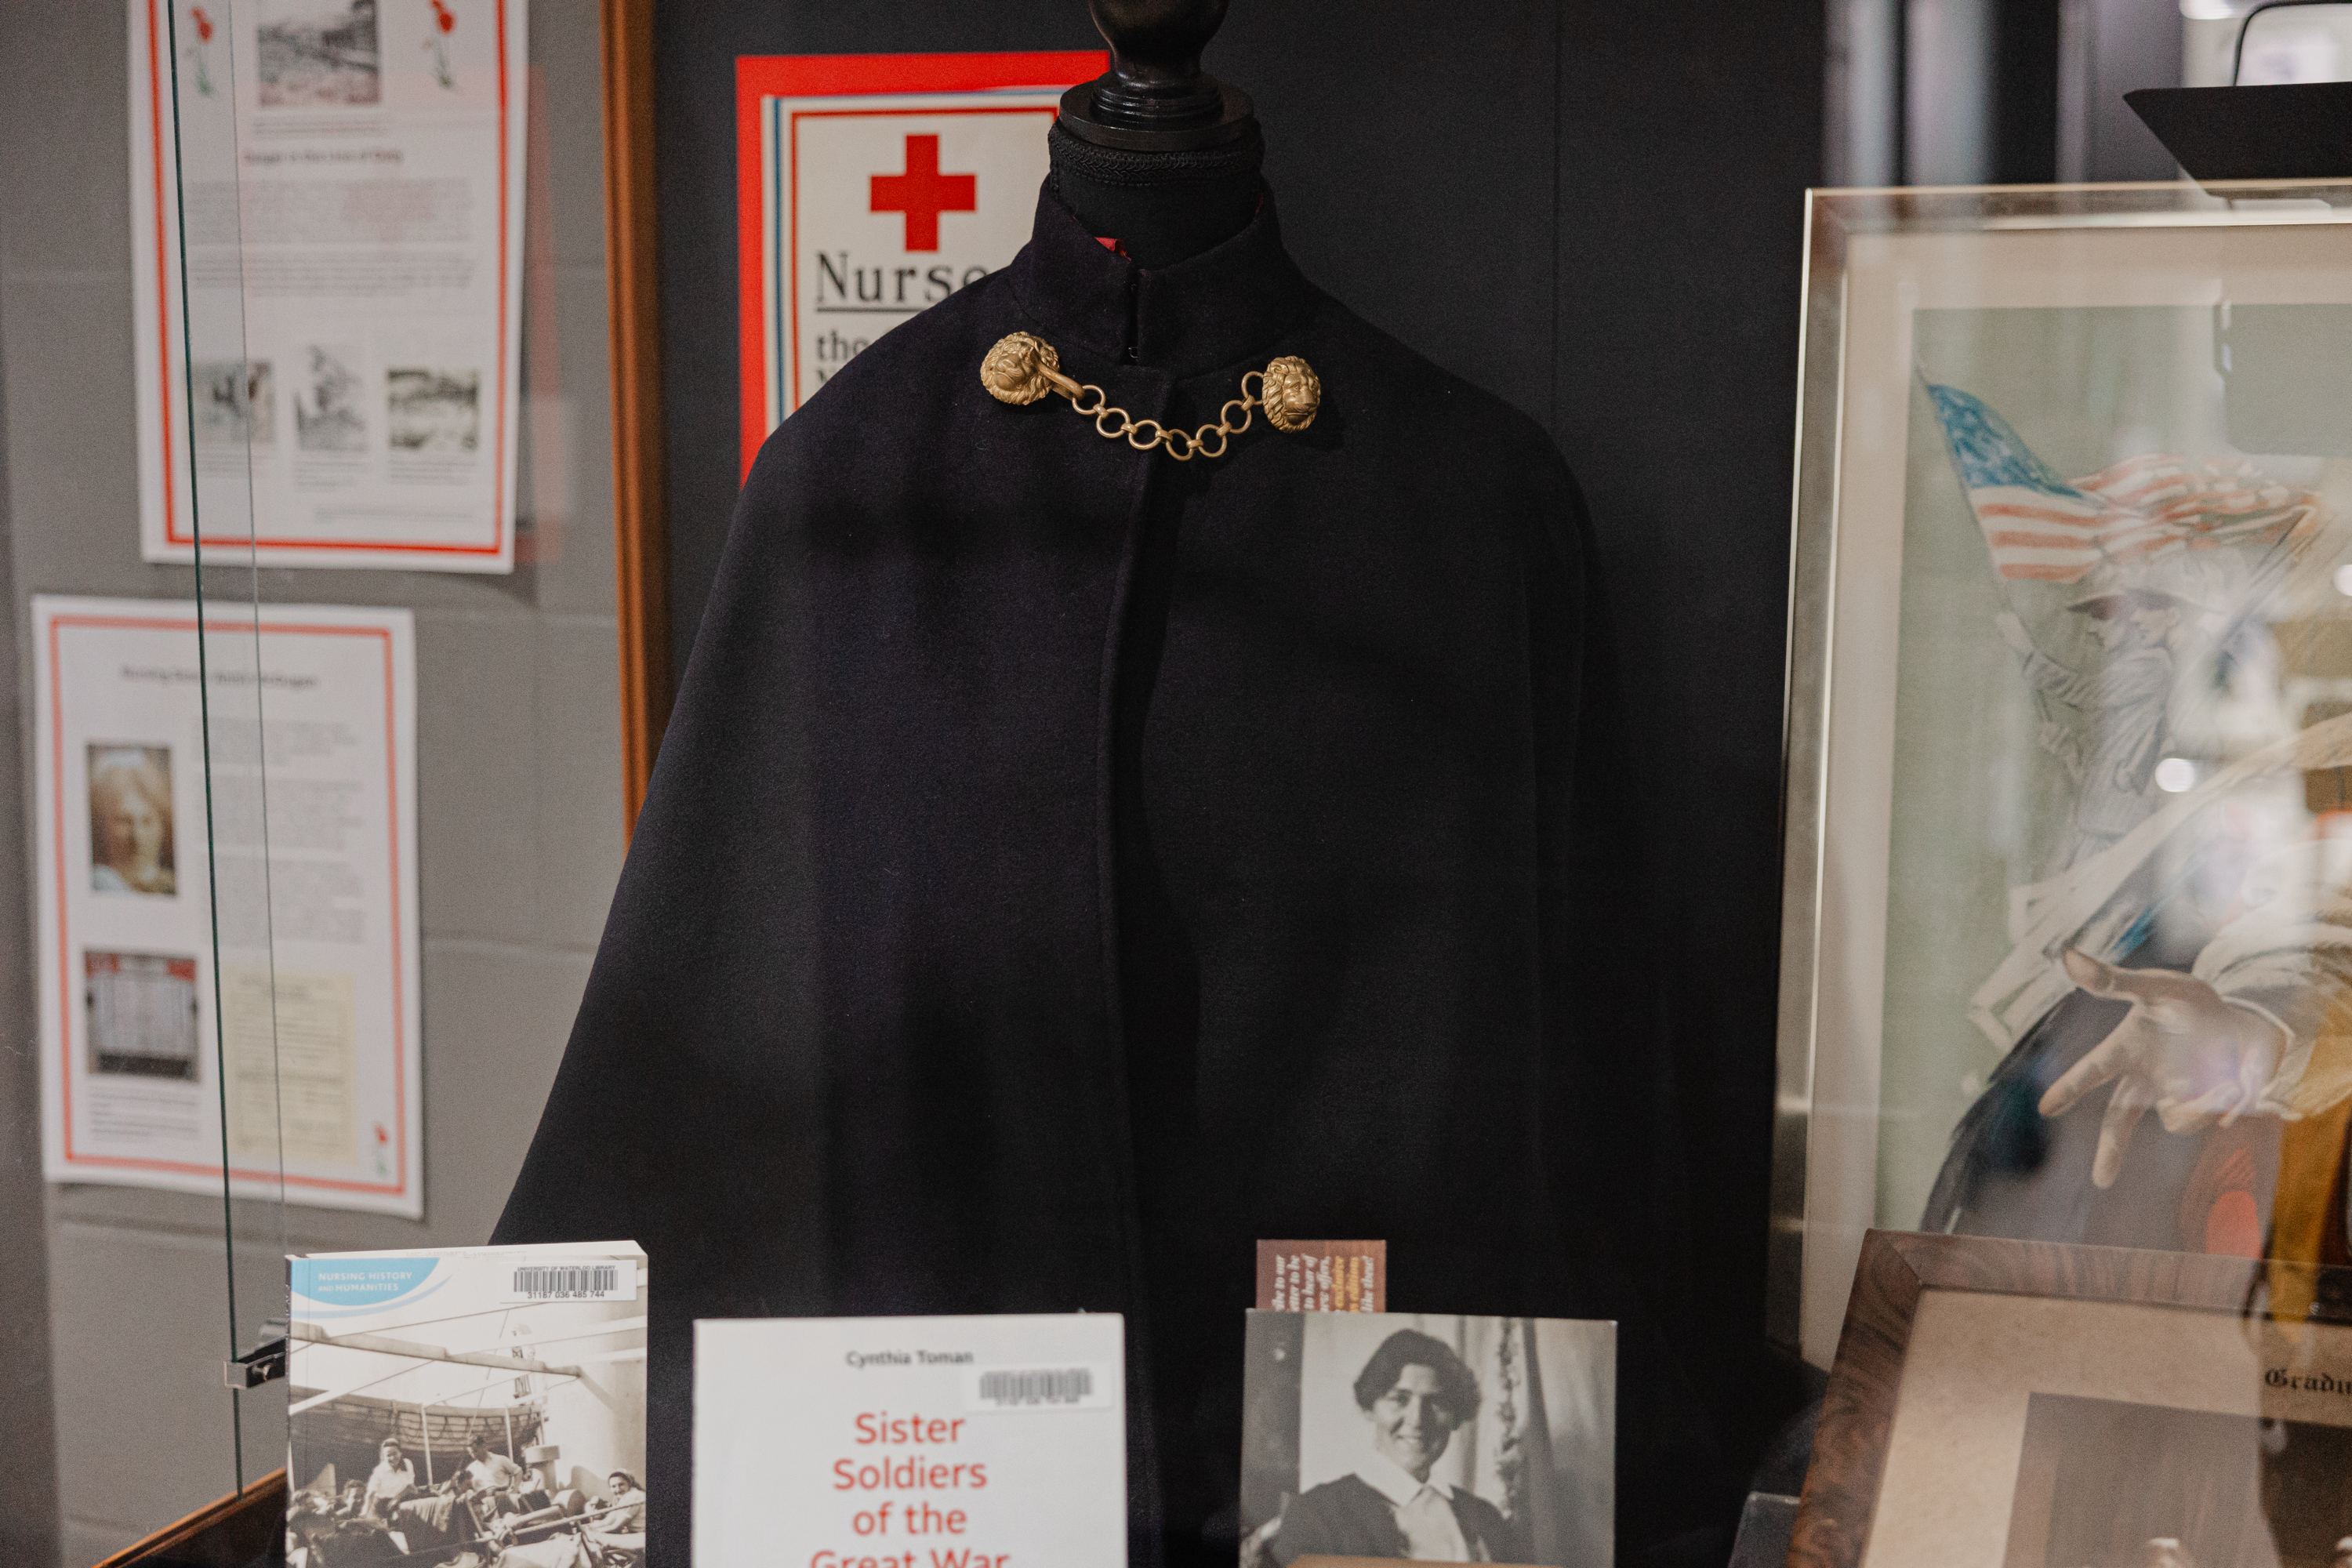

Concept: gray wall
[[0, 167, 62, 1568], [0, 1, 623, 1559]]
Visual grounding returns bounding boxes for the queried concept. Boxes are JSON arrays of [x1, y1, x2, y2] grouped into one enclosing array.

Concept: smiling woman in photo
[[88, 746, 175, 897], [1268, 1329, 1526, 1565]]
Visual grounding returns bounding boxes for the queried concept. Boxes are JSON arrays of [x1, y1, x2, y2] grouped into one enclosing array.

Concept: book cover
[[695, 1312, 1127, 1568], [284, 1240, 646, 1566]]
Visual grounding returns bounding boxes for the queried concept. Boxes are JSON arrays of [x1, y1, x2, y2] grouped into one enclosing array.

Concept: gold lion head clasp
[[1259, 355, 1321, 433], [980, 332, 1061, 405]]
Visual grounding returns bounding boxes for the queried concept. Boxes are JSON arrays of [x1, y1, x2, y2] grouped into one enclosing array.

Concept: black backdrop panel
[[654, 0, 1822, 1506], [1551, 2, 1824, 1465]]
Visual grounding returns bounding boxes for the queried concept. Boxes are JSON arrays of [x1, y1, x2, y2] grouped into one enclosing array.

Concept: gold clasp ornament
[[979, 332, 1319, 461]]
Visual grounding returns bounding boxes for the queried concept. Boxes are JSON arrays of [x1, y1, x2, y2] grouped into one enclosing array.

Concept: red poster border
[[50, 613, 410, 1197], [145, 0, 515, 558], [733, 50, 1105, 478]]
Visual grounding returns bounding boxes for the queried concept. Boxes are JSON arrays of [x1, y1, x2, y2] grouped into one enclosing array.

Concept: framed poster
[[733, 50, 1103, 475], [1790, 1231, 2352, 1568], [130, 0, 528, 571], [34, 596, 423, 1217], [1777, 182, 2352, 1365]]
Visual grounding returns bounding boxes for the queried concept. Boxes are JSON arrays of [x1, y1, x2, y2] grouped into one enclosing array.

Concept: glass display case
[[7, 0, 620, 1557], [39, 2, 2352, 1565]]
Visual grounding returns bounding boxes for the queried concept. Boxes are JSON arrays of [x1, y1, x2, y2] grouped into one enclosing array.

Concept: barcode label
[[963, 1363, 1113, 1412], [499, 1259, 637, 1302]]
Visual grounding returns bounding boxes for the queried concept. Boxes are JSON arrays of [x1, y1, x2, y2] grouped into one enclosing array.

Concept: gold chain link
[[1042, 367, 1265, 462], [979, 333, 1319, 458]]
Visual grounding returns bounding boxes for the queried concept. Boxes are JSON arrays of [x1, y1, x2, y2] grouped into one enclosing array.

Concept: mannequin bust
[[495, 7, 1697, 1561], [1052, 0, 1262, 268]]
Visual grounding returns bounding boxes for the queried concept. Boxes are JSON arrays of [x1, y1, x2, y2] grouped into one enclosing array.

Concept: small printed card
[[285, 1241, 648, 1561], [1256, 1240, 1385, 1312], [695, 1313, 1127, 1568]]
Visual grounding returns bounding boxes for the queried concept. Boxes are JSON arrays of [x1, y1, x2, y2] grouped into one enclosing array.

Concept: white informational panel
[[35, 596, 423, 1217], [695, 1313, 1127, 1568], [130, 0, 527, 571]]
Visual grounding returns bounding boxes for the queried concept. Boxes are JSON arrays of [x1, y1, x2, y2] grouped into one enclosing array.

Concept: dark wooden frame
[[1789, 1231, 2350, 1568], [601, 0, 670, 837], [93, 1468, 286, 1568]]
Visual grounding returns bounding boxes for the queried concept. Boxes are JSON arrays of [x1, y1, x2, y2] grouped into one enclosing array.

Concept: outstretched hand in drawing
[[2038, 949, 2287, 1188]]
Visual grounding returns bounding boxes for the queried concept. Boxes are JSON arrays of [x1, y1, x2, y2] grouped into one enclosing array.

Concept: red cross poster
[[735, 50, 1105, 477]]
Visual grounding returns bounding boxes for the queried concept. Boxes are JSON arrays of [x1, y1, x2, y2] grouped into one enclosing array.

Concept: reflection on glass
[[1875, 299, 2352, 1275], [2238, 5, 2352, 85]]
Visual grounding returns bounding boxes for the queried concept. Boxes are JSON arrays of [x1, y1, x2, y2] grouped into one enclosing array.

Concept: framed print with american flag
[[1773, 181, 2352, 1369]]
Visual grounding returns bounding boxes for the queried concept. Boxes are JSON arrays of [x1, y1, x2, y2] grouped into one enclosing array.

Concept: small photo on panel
[[1241, 1310, 1615, 1568], [84, 951, 201, 1081], [192, 361, 277, 448], [256, 0, 383, 108], [386, 368, 481, 452], [296, 345, 368, 453], [299, 345, 372, 456], [87, 743, 175, 897]]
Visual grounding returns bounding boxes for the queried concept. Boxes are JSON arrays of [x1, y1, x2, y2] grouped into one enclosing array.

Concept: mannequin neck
[[1047, 120, 1263, 270]]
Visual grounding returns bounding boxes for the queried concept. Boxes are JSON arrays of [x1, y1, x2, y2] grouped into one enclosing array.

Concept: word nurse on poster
[[34, 597, 422, 1216]]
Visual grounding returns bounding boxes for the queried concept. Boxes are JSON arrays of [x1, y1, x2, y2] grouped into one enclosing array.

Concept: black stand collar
[[1006, 181, 1312, 380]]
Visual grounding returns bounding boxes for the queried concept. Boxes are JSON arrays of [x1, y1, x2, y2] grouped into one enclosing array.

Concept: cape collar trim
[[1006, 182, 1313, 380]]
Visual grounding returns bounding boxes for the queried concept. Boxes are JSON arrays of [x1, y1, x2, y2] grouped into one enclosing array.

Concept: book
[[695, 1312, 1127, 1568], [284, 1240, 647, 1566]]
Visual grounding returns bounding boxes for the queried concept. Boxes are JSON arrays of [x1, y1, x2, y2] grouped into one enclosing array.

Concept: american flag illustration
[[1927, 383, 2321, 583]]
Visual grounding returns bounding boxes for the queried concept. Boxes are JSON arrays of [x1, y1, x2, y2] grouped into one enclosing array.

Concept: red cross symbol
[[869, 134, 977, 252]]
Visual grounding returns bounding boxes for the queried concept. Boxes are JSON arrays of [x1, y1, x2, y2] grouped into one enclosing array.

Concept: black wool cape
[[494, 186, 1713, 1566]]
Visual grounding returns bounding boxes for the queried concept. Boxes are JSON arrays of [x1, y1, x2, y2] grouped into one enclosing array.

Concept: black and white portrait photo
[[1241, 1312, 1613, 1568]]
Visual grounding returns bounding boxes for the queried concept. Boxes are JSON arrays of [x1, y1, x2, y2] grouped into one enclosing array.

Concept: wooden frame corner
[[1789, 1232, 2289, 1568]]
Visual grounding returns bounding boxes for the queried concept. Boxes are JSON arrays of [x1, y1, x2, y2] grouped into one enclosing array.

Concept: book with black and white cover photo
[[1240, 1311, 1615, 1568], [285, 1241, 646, 1567]]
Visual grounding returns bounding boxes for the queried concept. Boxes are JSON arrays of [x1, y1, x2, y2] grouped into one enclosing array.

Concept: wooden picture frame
[[601, 0, 669, 836], [95, 1468, 286, 1568], [1790, 1230, 2352, 1568]]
